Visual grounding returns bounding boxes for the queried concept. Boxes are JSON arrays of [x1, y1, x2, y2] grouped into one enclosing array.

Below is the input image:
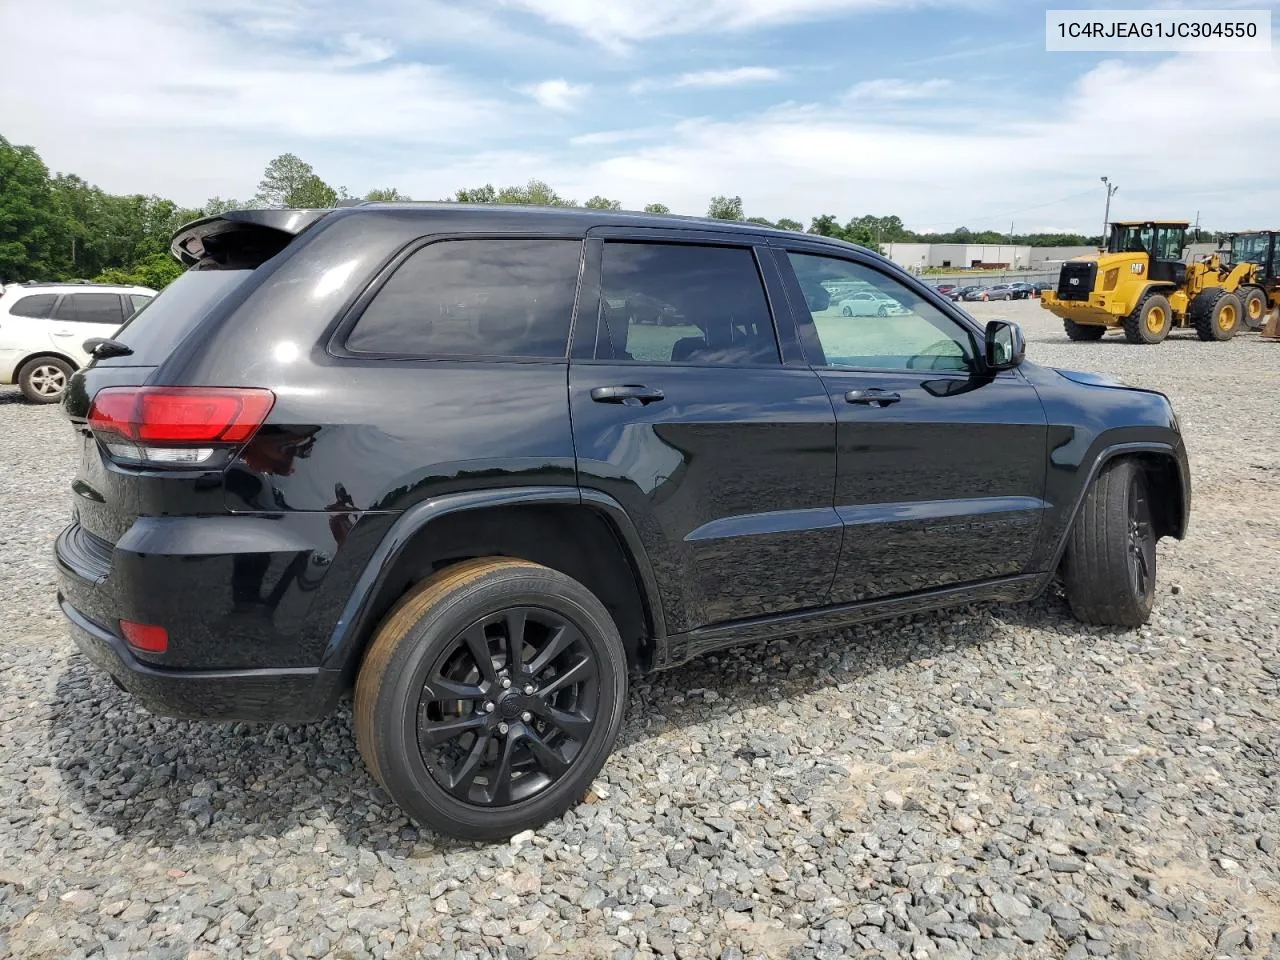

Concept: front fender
[[1019, 362, 1190, 573]]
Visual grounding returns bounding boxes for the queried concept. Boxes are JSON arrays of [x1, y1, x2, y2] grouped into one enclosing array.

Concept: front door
[[568, 233, 840, 632], [776, 246, 1049, 604]]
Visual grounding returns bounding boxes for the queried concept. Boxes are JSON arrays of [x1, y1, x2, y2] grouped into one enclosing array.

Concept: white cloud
[[0, 0, 512, 203], [475, 51, 1280, 234], [847, 77, 952, 100], [521, 79, 591, 111], [504, 0, 962, 48], [631, 66, 785, 93]]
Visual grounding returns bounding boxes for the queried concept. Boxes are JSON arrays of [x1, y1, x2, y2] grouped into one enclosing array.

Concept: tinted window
[[787, 253, 977, 372], [7, 294, 57, 318], [112, 268, 251, 363], [54, 292, 124, 325], [127, 294, 152, 316], [597, 243, 778, 366], [347, 239, 582, 358]]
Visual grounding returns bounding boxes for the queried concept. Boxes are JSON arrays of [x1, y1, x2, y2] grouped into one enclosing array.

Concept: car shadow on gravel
[[47, 587, 1083, 853]]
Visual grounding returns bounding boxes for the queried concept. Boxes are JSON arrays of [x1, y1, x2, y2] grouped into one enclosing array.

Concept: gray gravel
[[2, 304, 1279, 960]]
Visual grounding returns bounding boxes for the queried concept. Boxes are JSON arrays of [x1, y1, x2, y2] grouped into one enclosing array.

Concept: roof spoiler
[[170, 208, 330, 266]]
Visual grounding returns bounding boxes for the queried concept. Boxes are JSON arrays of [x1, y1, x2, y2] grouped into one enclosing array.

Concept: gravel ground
[[2, 303, 1278, 960]]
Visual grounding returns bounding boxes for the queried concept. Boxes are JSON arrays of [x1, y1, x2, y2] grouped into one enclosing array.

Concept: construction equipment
[[1221, 230, 1280, 336], [1041, 220, 1259, 344]]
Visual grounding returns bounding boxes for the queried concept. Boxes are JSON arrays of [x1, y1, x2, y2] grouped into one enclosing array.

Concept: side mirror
[[985, 319, 1025, 370]]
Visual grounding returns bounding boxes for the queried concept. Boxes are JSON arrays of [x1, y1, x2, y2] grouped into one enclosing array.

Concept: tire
[[354, 557, 628, 840], [1240, 287, 1267, 331], [17, 356, 73, 404], [1189, 289, 1241, 341], [876, 305, 888, 317], [841, 306, 853, 317], [1060, 458, 1157, 627], [1122, 292, 1172, 344], [1063, 319, 1106, 341]]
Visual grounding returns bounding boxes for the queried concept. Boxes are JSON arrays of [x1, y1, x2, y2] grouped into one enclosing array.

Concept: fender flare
[[1043, 440, 1189, 577], [320, 486, 666, 675]]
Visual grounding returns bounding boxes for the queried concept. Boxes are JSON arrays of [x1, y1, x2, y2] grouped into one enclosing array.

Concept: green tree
[[775, 217, 803, 232], [94, 251, 184, 290], [495, 179, 573, 206], [643, 202, 670, 215], [808, 214, 841, 237], [366, 187, 411, 201], [745, 216, 775, 228], [255, 154, 341, 208], [706, 195, 743, 221], [0, 136, 58, 281], [584, 195, 622, 210], [203, 196, 246, 215], [453, 184, 497, 203], [285, 173, 338, 208]]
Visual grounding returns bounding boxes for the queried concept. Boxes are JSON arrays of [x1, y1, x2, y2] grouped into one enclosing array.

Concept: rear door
[[568, 229, 839, 632], [775, 245, 1049, 604], [52, 292, 126, 365]]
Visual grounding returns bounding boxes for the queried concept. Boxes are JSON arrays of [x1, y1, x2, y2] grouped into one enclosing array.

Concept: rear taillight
[[120, 619, 169, 654], [88, 387, 275, 467]]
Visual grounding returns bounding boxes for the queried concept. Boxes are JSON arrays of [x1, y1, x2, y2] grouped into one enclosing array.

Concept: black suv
[[56, 204, 1190, 839]]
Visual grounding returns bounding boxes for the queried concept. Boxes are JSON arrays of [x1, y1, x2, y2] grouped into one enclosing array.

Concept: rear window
[[111, 269, 251, 363], [346, 239, 582, 359], [7, 293, 57, 318]]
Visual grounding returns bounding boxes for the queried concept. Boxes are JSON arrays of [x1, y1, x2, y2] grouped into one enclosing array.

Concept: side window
[[346, 239, 582, 358], [57, 293, 125, 325], [127, 294, 152, 317], [7, 294, 57, 318], [786, 252, 977, 372], [597, 242, 779, 366]]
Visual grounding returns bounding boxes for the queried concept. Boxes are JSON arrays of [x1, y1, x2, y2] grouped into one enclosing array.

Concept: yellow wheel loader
[[1041, 220, 1258, 344], [1222, 230, 1280, 336]]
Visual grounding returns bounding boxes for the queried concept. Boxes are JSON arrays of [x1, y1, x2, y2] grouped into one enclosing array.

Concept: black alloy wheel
[[418, 606, 599, 806]]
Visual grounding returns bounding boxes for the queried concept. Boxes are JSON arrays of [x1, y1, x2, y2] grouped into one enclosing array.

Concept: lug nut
[[521, 711, 532, 722], [483, 702, 495, 713], [501, 677, 512, 689], [523, 684, 535, 695], [497, 722, 509, 735]]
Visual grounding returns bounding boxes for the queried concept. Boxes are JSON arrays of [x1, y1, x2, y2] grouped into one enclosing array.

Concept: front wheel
[[1240, 287, 1267, 331], [841, 306, 853, 317], [1060, 458, 1157, 627], [354, 558, 628, 840]]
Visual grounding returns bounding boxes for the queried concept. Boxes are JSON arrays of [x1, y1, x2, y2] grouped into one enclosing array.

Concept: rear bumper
[[60, 596, 339, 721], [54, 516, 359, 722], [1040, 292, 1121, 326]]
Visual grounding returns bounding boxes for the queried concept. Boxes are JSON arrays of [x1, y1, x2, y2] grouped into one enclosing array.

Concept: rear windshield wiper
[[83, 338, 134, 359]]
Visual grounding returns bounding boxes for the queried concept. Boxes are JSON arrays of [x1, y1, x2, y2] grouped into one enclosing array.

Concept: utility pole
[[1100, 176, 1118, 248]]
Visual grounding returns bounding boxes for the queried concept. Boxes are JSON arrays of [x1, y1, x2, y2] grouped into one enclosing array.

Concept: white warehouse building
[[882, 242, 1098, 273]]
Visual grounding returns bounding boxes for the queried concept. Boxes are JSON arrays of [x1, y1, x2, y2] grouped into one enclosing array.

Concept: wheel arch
[[323, 487, 665, 683], [1048, 442, 1189, 576]]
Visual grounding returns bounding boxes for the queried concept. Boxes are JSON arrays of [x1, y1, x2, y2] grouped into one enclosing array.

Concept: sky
[[2, 0, 1279, 235]]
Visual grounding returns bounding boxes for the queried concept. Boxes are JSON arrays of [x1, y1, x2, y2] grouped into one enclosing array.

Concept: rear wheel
[[841, 306, 853, 317], [1241, 287, 1267, 331], [1122, 293, 1172, 344], [354, 558, 627, 840], [17, 356, 73, 404], [1063, 319, 1106, 341], [1061, 458, 1157, 627], [1190, 289, 1241, 341]]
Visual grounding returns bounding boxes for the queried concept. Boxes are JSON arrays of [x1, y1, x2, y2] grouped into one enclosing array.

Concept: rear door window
[[7, 293, 57, 318], [61, 293, 126, 325], [345, 239, 583, 359], [127, 294, 152, 317], [595, 242, 780, 366]]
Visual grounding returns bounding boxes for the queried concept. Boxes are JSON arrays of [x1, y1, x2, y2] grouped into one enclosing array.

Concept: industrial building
[[881, 242, 1097, 273]]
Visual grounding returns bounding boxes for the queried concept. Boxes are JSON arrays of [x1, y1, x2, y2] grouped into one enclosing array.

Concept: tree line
[[2, 137, 1114, 289]]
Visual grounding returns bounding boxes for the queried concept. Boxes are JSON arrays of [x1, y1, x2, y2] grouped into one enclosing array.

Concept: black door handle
[[590, 385, 665, 406], [845, 388, 901, 407]]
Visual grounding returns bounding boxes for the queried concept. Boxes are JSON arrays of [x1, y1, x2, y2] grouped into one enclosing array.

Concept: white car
[[837, 290, 903, 317], [0, 282, 156, 403]]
